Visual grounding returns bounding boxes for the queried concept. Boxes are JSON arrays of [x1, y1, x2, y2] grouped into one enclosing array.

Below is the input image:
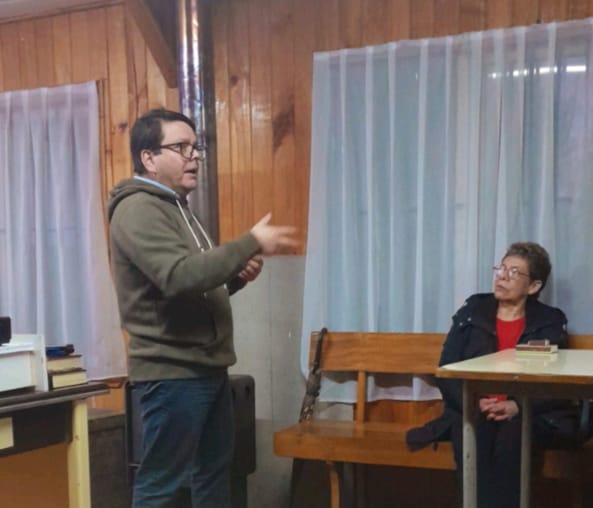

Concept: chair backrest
[[568, 334, 593, 350], [309, 331, 446, 375], [308, 331, 447, 423]]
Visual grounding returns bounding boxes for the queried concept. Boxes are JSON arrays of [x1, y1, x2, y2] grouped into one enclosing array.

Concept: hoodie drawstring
[[176, 200, 227, 295], [176, 200, 207, 251]]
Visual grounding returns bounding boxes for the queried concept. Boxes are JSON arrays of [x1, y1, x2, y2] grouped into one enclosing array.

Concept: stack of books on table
[[46, 351, 87, 389], [515, 339, 558, 357]]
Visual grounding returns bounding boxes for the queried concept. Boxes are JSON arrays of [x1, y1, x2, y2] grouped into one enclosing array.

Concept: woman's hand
[[479, 397, 519, 421]]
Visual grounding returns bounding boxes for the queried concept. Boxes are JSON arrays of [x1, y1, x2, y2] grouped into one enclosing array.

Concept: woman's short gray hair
[[503, 242, 551, 298]]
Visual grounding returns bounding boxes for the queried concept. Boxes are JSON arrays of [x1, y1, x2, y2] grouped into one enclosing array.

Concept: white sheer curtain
[[303, 18, 593, 402], [0, 81, 126, 380]]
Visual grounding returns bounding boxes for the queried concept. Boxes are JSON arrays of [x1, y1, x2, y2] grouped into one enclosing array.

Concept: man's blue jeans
[[132, 373, 234, 508]]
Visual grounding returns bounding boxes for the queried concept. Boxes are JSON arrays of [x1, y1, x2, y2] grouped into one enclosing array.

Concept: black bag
[[406, 412, 453, 452], [535, 402, 593, 448]]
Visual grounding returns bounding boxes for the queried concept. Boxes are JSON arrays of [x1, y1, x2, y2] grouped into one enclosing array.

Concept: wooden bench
[[273, 331, 593, 508]]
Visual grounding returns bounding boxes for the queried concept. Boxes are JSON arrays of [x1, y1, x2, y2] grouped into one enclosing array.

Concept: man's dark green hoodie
[[107, 178, 260, 382]]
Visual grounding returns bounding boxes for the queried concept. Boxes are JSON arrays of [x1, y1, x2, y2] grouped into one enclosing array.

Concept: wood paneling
[[342, 0, 363, 48], [34, 18, 56, 85], [1, 0, 591, 331], [0, 23, 20, 91], [0, 1, 590, 505], [212, 0, 593, 250], [0, 444, 68, 508], [1, 1, 591, 254], [434, 0, 460, 37], [227, 0, 254, 237], [212, 0, 234, 241], [512, 0, 540, 25], [249, 0, 274, 224], [87, 8, 109, 80], [539, 0, 568, 22], [270, 0, 296, 245], [568, 0, 590, 19], [317, 0, 341, 52], [293, 0, 316, 249], [410, 0, 435, 39], [52, 15, 73, 83], [0, 2, 174, 412], [460, 0, 486, 33], [70, 11, 90, 83], [0, 1, 174, 216], [390, 0, 411, 41], [124, 0, 177, 88], [487, 0, 514, 28], [363, 0, 397, 44], [17, 21, 38, 89], [106, 5, 132, 188]]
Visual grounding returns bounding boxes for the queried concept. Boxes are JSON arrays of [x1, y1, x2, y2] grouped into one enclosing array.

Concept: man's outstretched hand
[[250, 213, 299, 255]]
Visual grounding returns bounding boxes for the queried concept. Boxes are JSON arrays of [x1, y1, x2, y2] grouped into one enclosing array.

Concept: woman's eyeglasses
[[492, 265, 530, 280]]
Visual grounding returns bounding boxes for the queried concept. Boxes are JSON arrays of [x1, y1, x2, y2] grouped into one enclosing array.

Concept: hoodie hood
[[107, 178, 185, 221]]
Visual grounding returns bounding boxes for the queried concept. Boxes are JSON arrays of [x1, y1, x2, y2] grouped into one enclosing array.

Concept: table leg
[[520, 395, 531, 508], [67, 400, 91, 508], [326, 461, 340, 508], [463, 381, 477, 508]]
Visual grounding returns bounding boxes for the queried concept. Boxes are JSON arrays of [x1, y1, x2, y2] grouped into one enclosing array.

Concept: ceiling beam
[[125, 0, 177, 88]]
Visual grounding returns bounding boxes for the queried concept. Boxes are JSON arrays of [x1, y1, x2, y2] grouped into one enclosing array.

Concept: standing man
[[107, 109, 298, 508]]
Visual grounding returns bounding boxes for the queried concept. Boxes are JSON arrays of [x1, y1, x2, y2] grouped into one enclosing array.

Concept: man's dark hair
[[503, 242, 551, 298], [130, 109, 196, 174]]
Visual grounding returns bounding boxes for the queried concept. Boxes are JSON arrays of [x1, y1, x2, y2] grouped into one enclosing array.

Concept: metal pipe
[[177, 0, 219, 243]]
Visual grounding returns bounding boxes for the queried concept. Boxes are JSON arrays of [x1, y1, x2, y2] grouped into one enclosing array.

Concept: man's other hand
[[238, 255, 263, 282]]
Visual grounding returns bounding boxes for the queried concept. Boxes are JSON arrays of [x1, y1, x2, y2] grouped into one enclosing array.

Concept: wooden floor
[[289, 460, 587, 508]]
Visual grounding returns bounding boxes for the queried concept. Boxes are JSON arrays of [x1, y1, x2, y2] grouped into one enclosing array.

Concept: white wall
[[230, 256, 306, 508]]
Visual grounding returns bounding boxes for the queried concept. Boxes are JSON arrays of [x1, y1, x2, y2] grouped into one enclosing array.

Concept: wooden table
[[0, 383, 109, 508], [437, 349, 593, 508]]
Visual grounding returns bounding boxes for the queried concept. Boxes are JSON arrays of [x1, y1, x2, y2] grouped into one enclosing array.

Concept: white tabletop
[[437, 349, 593, 384]]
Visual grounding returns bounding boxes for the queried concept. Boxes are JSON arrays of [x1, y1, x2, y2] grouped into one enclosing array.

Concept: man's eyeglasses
[[157, 142, 205, 161], [492, 265, 530, 281]]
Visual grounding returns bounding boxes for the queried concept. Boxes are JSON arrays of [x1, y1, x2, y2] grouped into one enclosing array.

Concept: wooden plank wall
[[0, 0, 178, 412], [212, 0, 593, 252], [0, 0, 179, 212], [2, 0, 590, 253], [0, 2, 590, 507]]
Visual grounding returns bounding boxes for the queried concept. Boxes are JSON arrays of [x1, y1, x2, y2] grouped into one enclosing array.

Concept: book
[[515, 343, 558, 355], [525, 339, 550, 346], [48, 367, 88, 389], [46, 354, 83, 371]]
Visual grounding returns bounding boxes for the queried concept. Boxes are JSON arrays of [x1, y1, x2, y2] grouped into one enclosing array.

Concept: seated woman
[[434, 242, 580, 508]]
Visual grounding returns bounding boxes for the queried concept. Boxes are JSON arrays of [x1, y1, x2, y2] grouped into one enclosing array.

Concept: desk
[[0, 383, 109, 508], [437, 349, 593, 508]]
